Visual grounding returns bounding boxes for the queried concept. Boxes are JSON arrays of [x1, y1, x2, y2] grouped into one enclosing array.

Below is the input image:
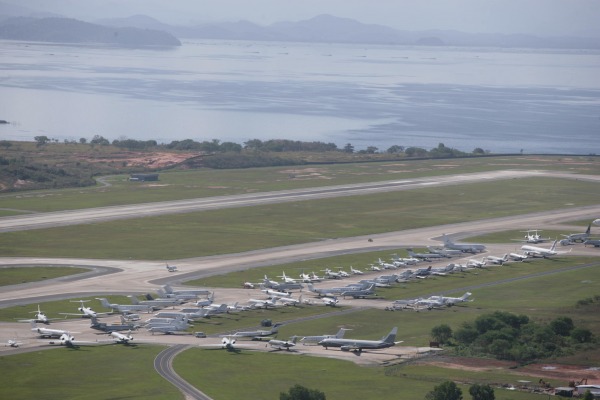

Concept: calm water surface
[[1, 39, 599, 154]]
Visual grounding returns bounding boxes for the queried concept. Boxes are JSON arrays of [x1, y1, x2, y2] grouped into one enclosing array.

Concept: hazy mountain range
[[1, 1, 598, 49]]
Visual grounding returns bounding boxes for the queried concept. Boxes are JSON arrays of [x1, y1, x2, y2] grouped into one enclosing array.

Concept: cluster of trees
[[426, 381, 495, 400], [430, 312, 595, 363], [280, 385, 326, 400], [35, 135, 489, 158]]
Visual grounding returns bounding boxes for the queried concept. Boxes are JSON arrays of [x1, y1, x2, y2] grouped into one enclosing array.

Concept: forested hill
[[0, 17, 181, 46]]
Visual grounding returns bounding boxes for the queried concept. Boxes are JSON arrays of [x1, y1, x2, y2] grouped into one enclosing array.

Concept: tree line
[[37, 135, 490, 157]]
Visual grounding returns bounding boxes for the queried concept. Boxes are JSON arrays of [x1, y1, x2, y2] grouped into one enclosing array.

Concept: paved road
[[154, 344, 213, 400]]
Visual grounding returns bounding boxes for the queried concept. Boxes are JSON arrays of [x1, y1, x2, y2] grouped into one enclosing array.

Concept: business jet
[[226, 325, 280, 340], [377, 258, 398, 269], [97, 298, 153, 314], [521, 240, 571, 258], [108, 331, 136, 344], [17, 304, 54, 324], [277, 271, 297, 284], [262, 289, 291, 298], [321, 268, 343, 279], [428, 292, 472, 306], [485, 254, 509, 265], [165, 264, 178, 272], [30, 322, 76, 338], [268, 336, 298, 351], [277, 295, 304, 306], [513, 229, 549, 244], [349, 266, 364, 275], [6, 339, 23, 348], [321, 296, 339, 307], [162, 284, 211, 298], [60, 300, 109, 319], [508, 252, 529, 261], [247, 297, 280, 309], [318, 327, 400, 353], [466, 258, 486, 268], [442, 233, 486, 253]]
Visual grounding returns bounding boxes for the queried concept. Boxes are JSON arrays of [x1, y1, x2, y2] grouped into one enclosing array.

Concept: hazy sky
[[8, 0, 600, 37]]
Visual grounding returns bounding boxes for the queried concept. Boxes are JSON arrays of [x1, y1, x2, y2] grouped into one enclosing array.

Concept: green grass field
[[0, 266, 89, 286], [1, 157, 599, 399], [0, 177, 598, 260]]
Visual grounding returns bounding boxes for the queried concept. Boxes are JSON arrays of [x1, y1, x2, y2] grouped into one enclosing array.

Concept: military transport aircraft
[[318, 327, 400, 353], [442, 233, 486, 253]]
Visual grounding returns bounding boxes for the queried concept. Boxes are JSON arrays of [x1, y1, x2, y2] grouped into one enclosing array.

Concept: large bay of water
[[1, 39, 599, 154]]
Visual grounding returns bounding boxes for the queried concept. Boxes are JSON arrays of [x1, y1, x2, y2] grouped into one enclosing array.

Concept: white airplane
[[318, 327, 401, 353], [165, 264, 178, 272], [521, 240, 571, 258], [17, 304, 54, 324], [391, 253, 419, 265], [466, 258, 486, 268], [242, 282, 255, 289], [199, 336, 256, 351], [561, 223, 592, 243], [30, 322, 76, 338], [321, 268, 342, 279], [146, 320, 190, 335], [368, 264, 381, 272], [268, 336, 298, 351], [427, 246, 463, 257], [349, 266, 364, 275], [377, 258, 397, 269], [277, 295, 304, 306], [277, 271, 297, 283], [108, 331, 135, 344], [336, 268, 350, 277], [247, 298, 279, 309], [321, 296, 339, 307], [60, 300, 109, 319], [442, 233, 486, 253], [226, 325, 280, 340], [97, 298, 153, 314], [300, 328, 350, 345], [6, 339, 23, 347], [129, 294, 183, 309], [340, 284, 376, 299], [162, 285, 211, 297], [262, 289, 291, 298], [508, 252, 529, 261], [485, 254, 509, 265], [513, 229, 549, 244], [428, 292, 472, 306], [430, 264, 455, 276]]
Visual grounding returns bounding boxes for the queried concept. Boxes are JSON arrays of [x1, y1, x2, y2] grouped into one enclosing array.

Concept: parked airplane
[[30, 322, 75, 338], [318, 327, 400, 353], [157, 288, 199, 301], [307, 282, 370, 297], [485, 254, 509, 265], [128, 294, 183, 309], [513, 229, 549, 244], [165, 264, 178, 272], [247, 298, 280, 309], [300, 328, 350, 345], [593, 219, 600, 226], [341, 284, 376, 299], [90, 316, 139, 332], [508, 252, 529, 261], [6, 339, 23, 347], [60, 300, 108, 319], [561, 223, 592, 243], [278, 271, 297, 284], [521, 240, 571, 258], [108, 331, 136, 344], [321, 268, 343, 279], [430, 264, 456, 276], [268, 336, 298, 351], [427, 246, 463, 257], [368, 264, 381, 272], [146, 319, 190, 335], [227, 325, 280, 340], [391, 253, 419, 265], [321, 296, 339, 307], [163, 284, 211, 297], [277, 295, 304, 306], [466, 258, 486, 268], [97, 298, 153, 314], [442, 233, 486, 253], [377, 258, 397, 269], [584, 239, 600, 247], [17, 304, 53, 324], [350, 266, 364, 275], [262, 289, 291, 298], [407, 249, 445, 261], [428, 292, 472, 306]]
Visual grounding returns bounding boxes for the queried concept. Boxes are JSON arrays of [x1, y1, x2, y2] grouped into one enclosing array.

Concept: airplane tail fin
[[442, 233, 452, 245], [335, 328, 349, 339], [97, 298, 111, 309], [461, 292, 472, 301], [586, 223, 592, 235], [382, 327, 398, 344], [129, 295, 140, 305], [550, 239, 558, 251], [163, 284, 173, 294], [307, 283, 316, 293]]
